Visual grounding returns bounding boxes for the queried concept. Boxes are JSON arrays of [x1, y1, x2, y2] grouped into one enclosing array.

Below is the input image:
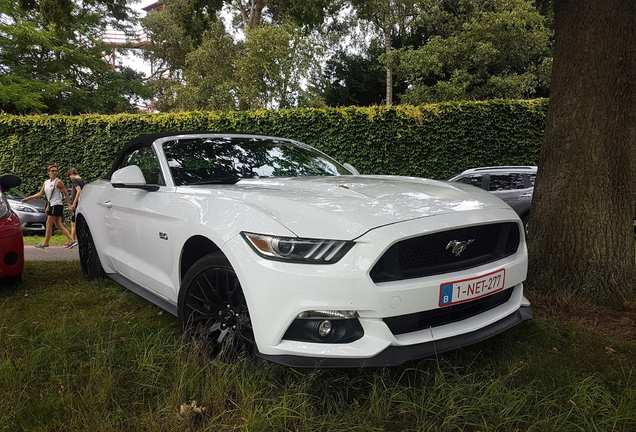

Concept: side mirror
[[343, 163, 360, 176], [111, 166, 159, 192], [0, 173, 21, 192]]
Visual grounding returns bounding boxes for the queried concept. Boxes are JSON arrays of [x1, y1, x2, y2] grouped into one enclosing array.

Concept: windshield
[[3, 187, 28, 200], [163, 137, 352, 186]]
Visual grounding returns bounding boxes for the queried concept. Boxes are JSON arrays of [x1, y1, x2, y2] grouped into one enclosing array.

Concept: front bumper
[[223, 209, 531, 366], [257, 304, 532, 367], [14, 210, 47, 233], [0, 215, 24, 278]]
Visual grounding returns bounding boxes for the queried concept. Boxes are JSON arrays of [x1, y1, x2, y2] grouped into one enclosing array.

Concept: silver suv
[[449, 166, 537, 234]]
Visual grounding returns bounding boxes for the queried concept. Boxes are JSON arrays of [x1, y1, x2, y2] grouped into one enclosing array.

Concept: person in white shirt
[[21, 163, 74, 249]]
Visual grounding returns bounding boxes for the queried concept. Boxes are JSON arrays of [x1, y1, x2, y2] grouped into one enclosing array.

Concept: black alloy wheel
[[178, 252, 254, 358], [77, 216, 105, 281]]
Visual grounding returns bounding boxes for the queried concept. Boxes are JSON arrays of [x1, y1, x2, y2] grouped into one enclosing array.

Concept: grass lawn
[[22, 224, 74, 246], [0, 262, 634, 431]]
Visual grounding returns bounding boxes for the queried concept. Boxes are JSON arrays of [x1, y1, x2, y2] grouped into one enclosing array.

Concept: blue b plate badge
[[439, 269, 506, 307]]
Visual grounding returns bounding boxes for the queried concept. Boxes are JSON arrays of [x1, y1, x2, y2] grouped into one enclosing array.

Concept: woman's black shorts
[[47, 204, 63, 217]]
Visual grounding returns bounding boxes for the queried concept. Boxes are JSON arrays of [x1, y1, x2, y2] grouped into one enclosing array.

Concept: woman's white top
[[45, 178, 63, 206]]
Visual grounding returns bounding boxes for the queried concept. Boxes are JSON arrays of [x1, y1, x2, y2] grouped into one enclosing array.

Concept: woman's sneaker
[[34, 244, 49, 249], [63, 240, 78, 249]]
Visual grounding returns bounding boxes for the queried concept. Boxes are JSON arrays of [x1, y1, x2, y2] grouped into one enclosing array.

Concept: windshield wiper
[[189, 177, 242, 185]]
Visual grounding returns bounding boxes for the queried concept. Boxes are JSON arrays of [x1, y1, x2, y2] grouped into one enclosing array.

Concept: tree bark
[[528, 0, 636, 306], [235, 0, 264, 28]]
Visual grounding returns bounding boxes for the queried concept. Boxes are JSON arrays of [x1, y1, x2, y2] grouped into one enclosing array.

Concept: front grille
[[384, 288, 513, 335], [370, 222, 520, 283]]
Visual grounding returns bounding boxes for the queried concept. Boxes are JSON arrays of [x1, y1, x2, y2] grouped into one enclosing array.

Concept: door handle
[[519, 194, 533, 198], [104, 200, 112, 209]]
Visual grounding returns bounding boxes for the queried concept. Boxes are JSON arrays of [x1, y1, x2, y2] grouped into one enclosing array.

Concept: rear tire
[[178, 252, 254, 359], [77, 216, 105, 281]]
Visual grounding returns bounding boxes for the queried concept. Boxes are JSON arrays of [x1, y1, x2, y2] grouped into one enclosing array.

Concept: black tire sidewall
[[177, 251, 237, 334], [78, 217, 104, 280]]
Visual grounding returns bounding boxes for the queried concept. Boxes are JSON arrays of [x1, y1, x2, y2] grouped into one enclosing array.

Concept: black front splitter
[[256, 306, 533, 368]]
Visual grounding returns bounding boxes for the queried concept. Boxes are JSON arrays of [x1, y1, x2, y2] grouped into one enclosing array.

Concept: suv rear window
[[488, 174, 526, 191]]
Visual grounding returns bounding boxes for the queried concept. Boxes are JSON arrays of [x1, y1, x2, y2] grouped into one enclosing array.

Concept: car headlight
[[242, 232, 354, 264], [11, 204, 36, 213], [0, 195, 11, 219]]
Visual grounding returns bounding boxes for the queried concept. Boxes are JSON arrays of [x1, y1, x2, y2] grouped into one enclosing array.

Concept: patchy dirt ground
[[526, 291, 636, 343]]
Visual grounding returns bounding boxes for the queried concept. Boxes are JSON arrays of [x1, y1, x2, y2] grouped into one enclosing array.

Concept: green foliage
[[18, 0, 133, 27], [389, 0, 552, 104], [0, 0, 150, 114], [143, 0, 325, 112], [238, 22, 323, 109], [323, 50, 387, 107], [0, 99, 548, 195]]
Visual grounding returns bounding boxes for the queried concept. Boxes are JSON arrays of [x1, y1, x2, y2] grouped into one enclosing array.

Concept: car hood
[[183, 175, 512, 239], [8, 197, 46, 211]]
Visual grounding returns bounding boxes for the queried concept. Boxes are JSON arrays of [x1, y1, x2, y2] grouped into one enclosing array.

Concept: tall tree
[[323, 50, 386, 106], [17, 0, 132, 27], [351, 0, 418, 105], [528, 0, 636, 306], [142, 0, 328, 111], [236, 22, 321, 109], [0, 0, 150, 114], [388, 0, 551, 104]]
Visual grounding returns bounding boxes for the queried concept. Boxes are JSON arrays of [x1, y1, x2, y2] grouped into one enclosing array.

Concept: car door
[[486, 173, 533, 216], [103, 145, 179, 300]]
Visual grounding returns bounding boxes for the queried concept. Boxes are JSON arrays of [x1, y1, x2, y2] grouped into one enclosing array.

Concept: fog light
[[297, 310, 359, 319], [4, 251, 18, 266], [318, 320, 332, 337]]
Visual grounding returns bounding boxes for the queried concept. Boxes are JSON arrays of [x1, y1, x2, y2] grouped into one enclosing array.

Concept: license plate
[[439, 269, 506, 307]]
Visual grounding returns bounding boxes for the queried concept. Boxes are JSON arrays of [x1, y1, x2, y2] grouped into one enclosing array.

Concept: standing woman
[[21, 164, 74, 249]]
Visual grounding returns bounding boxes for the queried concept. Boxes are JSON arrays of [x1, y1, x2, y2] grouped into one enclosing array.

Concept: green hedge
[[0, 99, 547, 194]]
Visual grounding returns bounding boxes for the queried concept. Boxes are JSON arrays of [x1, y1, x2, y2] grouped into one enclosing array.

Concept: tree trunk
[[528, 0, 636, 306], [384, 28, 392, 106], [236, 0, 264, 28]]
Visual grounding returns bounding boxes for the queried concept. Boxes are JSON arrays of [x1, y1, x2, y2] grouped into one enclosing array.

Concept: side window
[[456, 175, 484, 188], [119, 147, 163, 185], [488, 174, 526, 191], [527, 174, 536, 187]]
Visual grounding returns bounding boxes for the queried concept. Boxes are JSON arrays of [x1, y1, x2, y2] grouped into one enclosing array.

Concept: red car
[[0, 174, 24, 284]]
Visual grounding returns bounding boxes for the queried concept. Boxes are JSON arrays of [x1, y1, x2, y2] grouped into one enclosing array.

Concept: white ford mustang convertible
[[76, 132, 532, 367]]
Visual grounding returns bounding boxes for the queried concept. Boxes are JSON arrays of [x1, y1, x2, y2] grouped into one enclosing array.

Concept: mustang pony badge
[[446, 239, 475, 256]]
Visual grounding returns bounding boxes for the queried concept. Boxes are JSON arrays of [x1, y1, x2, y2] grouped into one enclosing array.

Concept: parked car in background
[[0, 174, 24, 284], [77, 132, 532, 367], [449, 166, 537, 235], [3, 187, 47, 234]]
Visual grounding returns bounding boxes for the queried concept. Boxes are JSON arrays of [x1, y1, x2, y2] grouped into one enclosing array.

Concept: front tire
[[178, 252, 254, 359], [77, 216, 105, 281]]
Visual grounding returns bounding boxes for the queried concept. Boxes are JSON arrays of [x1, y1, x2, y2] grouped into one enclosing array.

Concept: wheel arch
[[180, 235, 223, 282], [75, 211, 87, 225]]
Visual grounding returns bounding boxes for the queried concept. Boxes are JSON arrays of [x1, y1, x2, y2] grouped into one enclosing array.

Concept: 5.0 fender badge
[[446, 239, 474, 256], [159, 232, 169, 240]]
